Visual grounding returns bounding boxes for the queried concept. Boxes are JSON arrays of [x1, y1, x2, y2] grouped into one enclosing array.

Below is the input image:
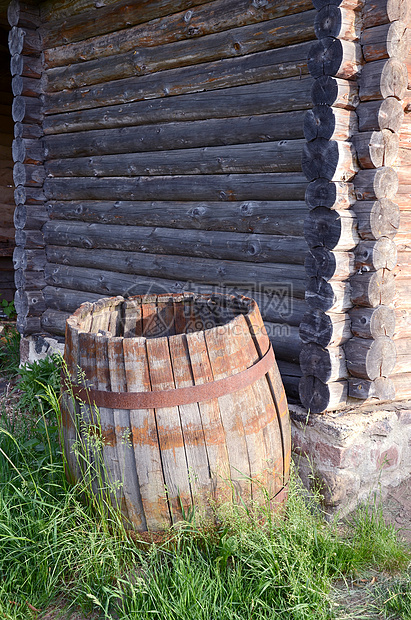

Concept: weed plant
[[0, 325, 20, 379], [0, 364, 409, 619]]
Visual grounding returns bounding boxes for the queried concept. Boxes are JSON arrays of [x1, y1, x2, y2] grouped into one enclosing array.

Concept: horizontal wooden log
[[277, 360, 302, 378], [300, 342, 347, 382], [395, 280, 411, 307], [348, 377, 395, 400], [16, 314, 41, 336], [350, 304, 396, 339], [359, 59, 408, 101], [355, 237, 397, 271], [43, 221, 307, 264], [345, 336, 396, 379], [265, 324, 302, 365], [45, 10, 316, 92], [15, 229, 44, 249], [45, 141, 305, 177], [14, 122, 43, 140], [13, 247, 46, 271], [352, 199, 400, 239], [304, 207, 359, 250], [12, 75, 43, 98], [393, 147, 411, 169], [357, 97, 404, 133], [8, 26, 41, 57], [354, 167, 398, 200], [305, 247, 354, 280], [305, 179, 355, 209], [10, 53, 42, 79], [13, 162, 46, 186], [12, 95, 42, 123], [44, 116, 306, 160], [304, 105, 358, 142], [302, 138, 358, 182], [43, 285, 103, 312], [362, 0, 410, 29], [43, 174, 308, 202], [42, 0, 314, 60], [40, 308, 69, 335], [46, 200, 308, 236], [14, 186, 45, 205], [314, 5, 360, 40], [14, 205, 47, 230], [308, 37, 363, 80], [299, 309, 351, 346], [45, 245, 307, 297], [353, 129, 399, 169], [395, 308, 411, 339], [306, 277, 352, 312], [14, 288, 45, 317], [15, 268, 46, 291], [362, 21, 409, 62], [44, 42, 313, 115], [350, 269, 395, 307], [12, 138, 44, 165], [299, 376, 348, 413], [391, 338, 411, 374], [8, 0, 40, 29], [43, 78, 312, 136], [391, 373, 411, 400]]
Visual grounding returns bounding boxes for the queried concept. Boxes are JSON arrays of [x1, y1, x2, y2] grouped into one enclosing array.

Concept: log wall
[[11, 0, 320, 400]]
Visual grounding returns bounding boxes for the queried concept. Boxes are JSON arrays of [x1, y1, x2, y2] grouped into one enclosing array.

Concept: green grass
[[0, 324, 20, 380], [0, 356, 409, 619]]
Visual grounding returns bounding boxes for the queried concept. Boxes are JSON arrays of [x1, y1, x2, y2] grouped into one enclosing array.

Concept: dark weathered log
[[345, 336, 396, 379], [46, 200, 308, 236], [362, 21, 409, 62], [348, 377, 395, 400], [15, 228, 44, 249], [13, 246, 46, 271], [14, 122, 43, 140], [13, 162, 46, 187], [43, 285, 103, 312], [300, 342, 347, 382], [43, 174, 308, 202], [305, 178, 355, 209], [8, 26, 41, 57], [16, 314, 41, 336], [349, 305, 395, 339], [265, 324, 302, 364], [350, 269, 395, 306], [359, 59, 408, 101], [12, 138, 44, 165], [45, 10, 316, 92], [44, 42, 312, 115], [299, 375, 348, 413], [304, 207, 359, 250], [43, 221, 307, 264], [306, 277, 352, 312], [44, 116, 305, 160], [355, 237, 397, 271], [300, 309, 351, 346], [12, 75, 43, 98], [14, 205, 47, 230], [302, 138, 358, 182], [14, 288, 45, 317], [311, 75, 359, 109], [357, 97, 404, 133], [308, 37, 362, 80], [42, 0, 314, 60], [353, 129, 399, 169], [391, 373, 411, 400], [314, 5, 360, 40], [362, 0, 410, 29], [352, 199, 400, 239], [15, 268, 46, 291], [10, 53, 42, 79], [43, 79, 312, 136], [12, 95, 42, 123], [14, 186, 45, 205], [45, 245, 307, 297], [8, 0, 40, 28], [305, 247, 354, 280], [304, 105, 358, 142], [354, 167, 398, 200], [40, 308, 69, 336], [46, 141, 305, 177]]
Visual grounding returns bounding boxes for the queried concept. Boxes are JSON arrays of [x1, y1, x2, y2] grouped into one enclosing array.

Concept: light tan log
[[357, 97, 404, 133], [348, 377, 395, 400], [355, 237, 397, 271], [305, 179, 355, 209], [354, 167, 398, 200], [304, 105, 358, 142], [312, 0, 364, 9], [311, 75, 359, 109], [350, 270, 395, 307], [308, 37, 363, 80], [305, 247, 355, 280], [300, 343, 347, 382], [362, 21, 409, 62], [299, 309, 351, 346], [393, 148, 411, 169], [391, 373, 411, 400], [353, 129, 399, 168], [352, 199, 400, 239], [304, 207, 359, 251], [394, 280, 411, 308], [394, 308, 411, 338], [314, 5, 361, 41], [362, 0, 410, 29], [350, 305, 396, 338], [302, 138, 358, 182], [345, 336, 396, 379], [306, 277, 352, 312], [391, 337, 411, 374], [299, 376, 348, 414], [359, 58, 408, 101]]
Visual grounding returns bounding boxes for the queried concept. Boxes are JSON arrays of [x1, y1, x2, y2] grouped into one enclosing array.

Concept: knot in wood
[[184, 10, 193, 22]]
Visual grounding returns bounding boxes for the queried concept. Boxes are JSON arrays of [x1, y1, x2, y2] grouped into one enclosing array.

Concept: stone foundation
[[291, 402, 411, 517], [20, 334, 64, 365]]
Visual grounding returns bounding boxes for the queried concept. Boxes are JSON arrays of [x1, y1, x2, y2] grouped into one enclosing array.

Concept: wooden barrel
[[62, 293, 290, 531]]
